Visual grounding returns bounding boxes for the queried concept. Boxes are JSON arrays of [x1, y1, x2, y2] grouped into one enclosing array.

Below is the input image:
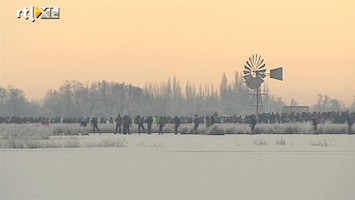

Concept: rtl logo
[[17, 6, 60, 22]]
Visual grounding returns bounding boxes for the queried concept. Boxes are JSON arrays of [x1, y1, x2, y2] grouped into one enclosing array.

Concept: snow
[[1, 134, 355, 200]]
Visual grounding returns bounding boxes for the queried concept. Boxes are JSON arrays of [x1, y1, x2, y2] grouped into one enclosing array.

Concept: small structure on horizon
[[282, 106, 310, 114]]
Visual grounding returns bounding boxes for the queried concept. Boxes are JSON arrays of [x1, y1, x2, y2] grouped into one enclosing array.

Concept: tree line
[[0, 72, 354, 118]]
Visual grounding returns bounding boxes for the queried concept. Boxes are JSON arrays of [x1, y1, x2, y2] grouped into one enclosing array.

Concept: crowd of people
[[83, 111, 354, 135], [1, 111, 354, 134], [1, 111, 354, 125], [92, 114, 199, 135]]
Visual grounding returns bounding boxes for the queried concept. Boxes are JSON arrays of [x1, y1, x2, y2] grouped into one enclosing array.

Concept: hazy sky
[[1, 0, 354, 106]]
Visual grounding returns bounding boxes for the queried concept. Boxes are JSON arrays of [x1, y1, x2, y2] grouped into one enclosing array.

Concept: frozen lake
[[1, 134, 355, 200]]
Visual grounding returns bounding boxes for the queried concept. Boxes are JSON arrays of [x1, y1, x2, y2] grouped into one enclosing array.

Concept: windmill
[[242, 54, 283, 114]]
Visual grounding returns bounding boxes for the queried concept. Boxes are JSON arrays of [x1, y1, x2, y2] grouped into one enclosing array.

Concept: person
[[250, 114, 257, 134], [211, 115, 215, 125], [192, 114, 200, 134], [122, 115, 130, 134], [158, 116, 165, 135], [91, 116, 100, 134], [205, 116, 211, 128], [146, 116, 153, 134], [153, 116, 159, 125], [42, 118, 50, 127], [173, 116, 181, 134], [311, 117, 318, 134], [347, 115, 353, 134], [136, 115, 146, 134], [114, 114, 122, 134], [109, 116, 114, 124], [80, 117, 87, 127], [127, 115, 132, 134]]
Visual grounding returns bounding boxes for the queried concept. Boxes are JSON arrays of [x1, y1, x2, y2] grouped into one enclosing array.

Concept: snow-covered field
[[1, 134, 355, 200]]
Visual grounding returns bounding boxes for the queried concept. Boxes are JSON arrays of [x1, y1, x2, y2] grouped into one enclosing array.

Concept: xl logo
[[17, 6, 60, 22]]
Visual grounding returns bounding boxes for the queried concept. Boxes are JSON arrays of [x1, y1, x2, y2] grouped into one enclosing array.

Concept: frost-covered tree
[[6, 87, 28, 116], [220, 73, 228, 100], [0, 86, 42, 117], [0, 86, 7, 114], [312, 94, 345, 112], [350, 97, 355, 111], [2, 70, 288, 118]]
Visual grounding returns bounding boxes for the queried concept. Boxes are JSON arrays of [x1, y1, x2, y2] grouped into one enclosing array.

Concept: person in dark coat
[[158, 116, 165, 135], [250, 114, 257, 134], [211, 115, 215, 125], [146, 116, 153, 134], [136, 115, 146, 134], [347, 115, 353, 134], [122, 115, 130, 134], [91, 117, 100, 134], [80, 117, 87, 127], [205, 116, 212, 128], [192, 114, 200, 134], [173, 116, 181, 134], [311, 117, 318, 134], [114, 114, 122, 134]]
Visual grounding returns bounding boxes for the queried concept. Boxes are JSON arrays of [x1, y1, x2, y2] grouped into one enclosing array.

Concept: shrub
[[63, 139, 80, 148], [179, 127, 189, 134], [317, 124, 347, 134], [207, 125, 224, 135]]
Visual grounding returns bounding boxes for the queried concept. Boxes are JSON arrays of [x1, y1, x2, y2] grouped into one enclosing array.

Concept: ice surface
[[1, 134, 355, 200]]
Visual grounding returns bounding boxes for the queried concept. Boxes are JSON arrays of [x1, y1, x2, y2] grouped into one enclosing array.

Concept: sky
[[1, 0, 354, 106]]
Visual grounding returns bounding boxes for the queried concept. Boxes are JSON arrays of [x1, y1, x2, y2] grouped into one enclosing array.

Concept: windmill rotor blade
[[256, 68, 266, 74], [257, 63, 266, 70], [245, 78, 254, 89], [246, 76, 263, 89], [246, 79, 258, 89], [243, 74, 251, 81], [246, 61, 253, 69], [260, 58, 265, 68], [253, 54, 257, 66], [244, 64, 251, 70], [256, 55, 262, 67], [256, 54, 261, 66], [255, 76, 264, 85], [243, 73, 251, 79], [257, 72, 266, 79], [254, 54, 258, 66], [257, 58, 264, 68], [243, 70, 251, 75], [249, 56, 254, 67]]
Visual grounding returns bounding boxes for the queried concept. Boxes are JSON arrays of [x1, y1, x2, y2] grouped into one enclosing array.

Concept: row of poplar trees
[[0, 71, 286, 118]]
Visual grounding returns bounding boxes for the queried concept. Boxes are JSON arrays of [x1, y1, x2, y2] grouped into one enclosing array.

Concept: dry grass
[[252, 139, 268, 146], [276, 137, 286, 145], [0, 122, 350, 149], [309, 138, 336, 147], [136, 140, 164, 148]]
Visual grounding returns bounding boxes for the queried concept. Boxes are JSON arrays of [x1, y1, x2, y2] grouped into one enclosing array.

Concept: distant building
[[282, 106, 310, 114]]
